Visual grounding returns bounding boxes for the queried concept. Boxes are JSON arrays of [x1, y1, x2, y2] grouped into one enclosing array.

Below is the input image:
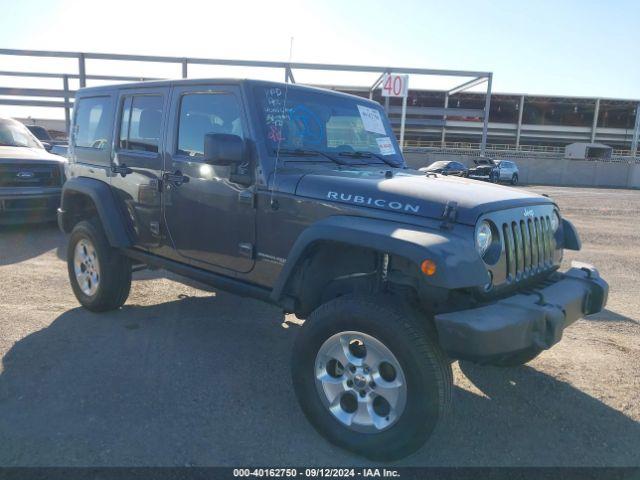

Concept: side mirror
[[42, 142, 52, 152], [203, 133, 245, 166]]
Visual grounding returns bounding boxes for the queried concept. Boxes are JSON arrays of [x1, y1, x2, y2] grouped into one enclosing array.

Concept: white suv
[[496, 160, 519, 185]]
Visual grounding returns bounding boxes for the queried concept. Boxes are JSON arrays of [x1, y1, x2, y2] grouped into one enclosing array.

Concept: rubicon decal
[[327, 191, 420, 213]]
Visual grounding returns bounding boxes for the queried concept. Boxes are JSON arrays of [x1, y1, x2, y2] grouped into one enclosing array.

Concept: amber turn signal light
[[421, 259, 437, 276]]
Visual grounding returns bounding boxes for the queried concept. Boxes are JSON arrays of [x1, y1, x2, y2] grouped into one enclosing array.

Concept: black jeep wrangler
[[58, 79, 608, 460]]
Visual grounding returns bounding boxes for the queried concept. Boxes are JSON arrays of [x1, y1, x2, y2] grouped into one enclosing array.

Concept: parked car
[[419, 160, 468, 176], [495, 160, 520, 185], [57, 79, 608, 461], [25, 124, 54, 142], [0, 117, 66, 224], [50, 144, 69, 158], [467, 156, 499, 182], [25, 124, 68, 153]]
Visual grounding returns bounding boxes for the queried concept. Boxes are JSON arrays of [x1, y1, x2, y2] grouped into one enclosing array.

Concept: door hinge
[[238, 189, 255, 207], [149, 178, 161, 192], [238, 242, 254, 259], [150, 221, 160, 236]]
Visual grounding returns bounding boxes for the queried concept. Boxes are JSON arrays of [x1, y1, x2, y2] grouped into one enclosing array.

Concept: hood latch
[[440, 201, 458, 229]]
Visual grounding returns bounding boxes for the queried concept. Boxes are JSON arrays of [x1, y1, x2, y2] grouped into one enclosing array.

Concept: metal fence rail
[[404, 144, 640, 163], [0, 48, 493, 151]]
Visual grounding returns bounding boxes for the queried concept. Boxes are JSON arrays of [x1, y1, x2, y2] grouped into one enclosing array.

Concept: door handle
[[163, 170, 189, 187], [111, 163, 133, 177]]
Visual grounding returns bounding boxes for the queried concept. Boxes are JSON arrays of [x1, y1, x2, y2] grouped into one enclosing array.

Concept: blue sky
[[1, 0, 639, 119]]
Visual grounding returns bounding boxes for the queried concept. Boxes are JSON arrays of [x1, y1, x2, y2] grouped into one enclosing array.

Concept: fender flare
[[562, 218, 581, 251], [270, 215, 489, 302], [58, 177, 132, 248]]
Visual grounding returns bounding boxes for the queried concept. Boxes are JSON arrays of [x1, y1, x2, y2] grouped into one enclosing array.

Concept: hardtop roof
[[75, 78, 380, 105]]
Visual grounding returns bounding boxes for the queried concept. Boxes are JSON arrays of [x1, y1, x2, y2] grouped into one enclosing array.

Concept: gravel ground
[[0, 185, 638, 467]]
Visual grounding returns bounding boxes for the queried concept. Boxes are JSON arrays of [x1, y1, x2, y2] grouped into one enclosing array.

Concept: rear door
[[110, 89, 168, 249], [162, 84, 256, 273]]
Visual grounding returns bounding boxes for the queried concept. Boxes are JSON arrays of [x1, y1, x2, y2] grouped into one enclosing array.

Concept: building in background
[[338, 87, 639, 154]]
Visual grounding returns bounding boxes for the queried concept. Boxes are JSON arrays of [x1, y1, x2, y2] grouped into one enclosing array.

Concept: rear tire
[[511, 173, 519, 185], [67, 220, 132, 312], [291, 294, 452, 461]]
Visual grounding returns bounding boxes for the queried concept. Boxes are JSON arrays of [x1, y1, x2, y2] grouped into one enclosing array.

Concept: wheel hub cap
[[73, 238, 100, 296], [314, 331, 407, 433], [353, 374, 367, 389]]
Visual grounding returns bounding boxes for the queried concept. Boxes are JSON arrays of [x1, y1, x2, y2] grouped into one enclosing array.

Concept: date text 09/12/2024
[[232, 468, 400, 478]]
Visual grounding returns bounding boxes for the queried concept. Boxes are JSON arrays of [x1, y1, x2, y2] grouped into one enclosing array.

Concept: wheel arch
[[58, 177, 132, 248], [271, 216, 489, 314]]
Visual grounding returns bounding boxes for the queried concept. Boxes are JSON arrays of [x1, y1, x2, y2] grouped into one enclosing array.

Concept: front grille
[[2, 197, 53, 211], [0, 164, 61, 188], [502, 215, 554, 280]]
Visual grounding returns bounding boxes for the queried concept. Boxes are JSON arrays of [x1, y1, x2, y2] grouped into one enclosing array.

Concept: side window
[[177, 93, 243, 158], [118, 95, 163, 153], [73, 96, 112, 150]]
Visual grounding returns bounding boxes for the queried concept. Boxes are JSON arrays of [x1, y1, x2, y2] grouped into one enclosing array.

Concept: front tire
[[67, 220, 132, 312], [511, 173, 519, 185], [292, 295, 452, 461]]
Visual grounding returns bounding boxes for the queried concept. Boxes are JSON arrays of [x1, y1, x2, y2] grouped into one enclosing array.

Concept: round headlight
[[476, 221, 493, 256], [550, 211, 560, 232]]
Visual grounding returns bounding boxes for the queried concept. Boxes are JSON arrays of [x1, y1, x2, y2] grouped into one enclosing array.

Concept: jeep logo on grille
[[523, 208, 534, 217], [16, 171, 35, 179]]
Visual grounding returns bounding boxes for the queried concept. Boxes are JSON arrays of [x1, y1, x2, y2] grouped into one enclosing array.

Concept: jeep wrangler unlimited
[[58, 79, 608, 460]]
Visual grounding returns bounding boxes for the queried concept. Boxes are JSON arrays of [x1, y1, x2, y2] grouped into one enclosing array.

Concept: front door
[[162, 84, 256, 273], [110, 89, 168, 249]]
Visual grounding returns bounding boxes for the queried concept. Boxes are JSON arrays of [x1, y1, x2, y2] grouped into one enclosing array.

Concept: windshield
[[0, 119, 43, 149], [254, 85, 403, 167]]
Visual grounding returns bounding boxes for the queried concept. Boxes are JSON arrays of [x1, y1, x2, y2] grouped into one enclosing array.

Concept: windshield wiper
[[275, 148, 351, 166], [338, 150, 401, 168]]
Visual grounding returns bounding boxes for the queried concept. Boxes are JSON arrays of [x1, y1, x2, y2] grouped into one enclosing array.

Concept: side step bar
[[123, 248, 291, 310]]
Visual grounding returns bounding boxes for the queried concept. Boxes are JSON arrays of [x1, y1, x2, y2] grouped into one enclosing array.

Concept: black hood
[[295, 168, 553, 225], [473, 157, 496, 166]]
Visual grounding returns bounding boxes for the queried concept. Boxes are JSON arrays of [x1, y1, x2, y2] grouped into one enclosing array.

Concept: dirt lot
[[0, 185, 638, 467]]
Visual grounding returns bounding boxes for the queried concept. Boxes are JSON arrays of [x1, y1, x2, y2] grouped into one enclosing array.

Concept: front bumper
[[434, 263, 608, 362], [0, 188, 61, 224]]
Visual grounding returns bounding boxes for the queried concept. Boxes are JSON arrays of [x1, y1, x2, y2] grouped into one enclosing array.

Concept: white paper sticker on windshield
[[357, 105, 386, 135], [376, 136, 396, 156]]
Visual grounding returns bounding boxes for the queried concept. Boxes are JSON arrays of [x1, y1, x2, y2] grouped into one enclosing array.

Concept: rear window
[[73, 96, 112, 150]]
